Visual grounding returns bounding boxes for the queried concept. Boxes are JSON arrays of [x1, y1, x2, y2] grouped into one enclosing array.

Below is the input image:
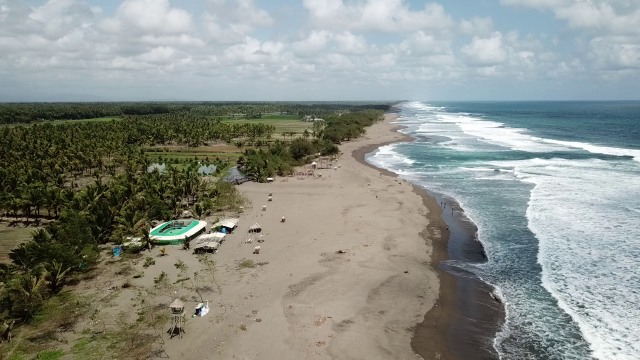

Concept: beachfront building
[[211, 218, 239, 233], [150, 219, 207, 245]]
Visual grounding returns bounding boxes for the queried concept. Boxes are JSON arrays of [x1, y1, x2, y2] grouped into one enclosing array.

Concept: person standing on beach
[[444, 203, 446, 209]]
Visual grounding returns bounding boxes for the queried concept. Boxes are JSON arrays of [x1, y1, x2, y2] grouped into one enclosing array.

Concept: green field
[[49, 117, 120, 125]]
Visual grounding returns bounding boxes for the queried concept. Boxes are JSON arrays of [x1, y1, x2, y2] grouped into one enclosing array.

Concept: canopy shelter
[[212, 218, 239, 232], [170, 298, 185, 311], [193, 241, 220, 253], [195, 232, 226, 245], [122, 236, 142, 249], [248, 222, 262, 233]]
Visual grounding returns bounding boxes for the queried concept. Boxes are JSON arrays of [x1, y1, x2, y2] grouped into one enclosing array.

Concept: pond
[[147, 163, 217, 174]]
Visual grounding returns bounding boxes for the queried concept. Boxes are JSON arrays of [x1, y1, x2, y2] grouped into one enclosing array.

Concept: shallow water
[[367, 101, 640, 359], [147, 163, 217, 174]]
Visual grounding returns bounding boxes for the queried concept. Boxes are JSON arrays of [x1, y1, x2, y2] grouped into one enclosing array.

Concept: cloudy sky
[[1, 0, 639, 101]]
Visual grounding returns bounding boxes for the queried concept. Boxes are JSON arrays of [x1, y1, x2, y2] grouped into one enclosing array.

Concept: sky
[[1, 0, 639, 101]]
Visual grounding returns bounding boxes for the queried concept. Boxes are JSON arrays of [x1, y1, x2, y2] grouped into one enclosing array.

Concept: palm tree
[[139, 224, 153, 252], [9, 272, 49, 320], [190, 202, 211, 220], [47, 261, 71, 294]]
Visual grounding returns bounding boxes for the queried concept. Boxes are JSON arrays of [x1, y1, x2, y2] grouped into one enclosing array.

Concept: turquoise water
[[367, 102, 640, 360]]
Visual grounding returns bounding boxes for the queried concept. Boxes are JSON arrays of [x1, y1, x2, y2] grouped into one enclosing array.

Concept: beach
[[153, 113, 448, 359], [353, 114, 503, 360]]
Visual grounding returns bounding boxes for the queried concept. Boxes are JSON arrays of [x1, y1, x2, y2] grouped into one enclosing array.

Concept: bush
[[143, 257, 155, 268], [289, 138, 314, 161], [237, 259, 256, 269], [153, 272, 168, 284], [38, 351, 65, 360], [174, 260, 186, 270]]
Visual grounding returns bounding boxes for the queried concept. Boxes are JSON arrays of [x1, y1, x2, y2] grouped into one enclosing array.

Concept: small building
[[194, 232, 226, 245], [193, 241, 220, 253], [150, 220, 207, 246], [248, 222, 262, 233], [212, 218, 239, 233]]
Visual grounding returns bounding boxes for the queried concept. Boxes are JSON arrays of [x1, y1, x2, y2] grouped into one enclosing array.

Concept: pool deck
[[150, 220, 199, 237], [150, 220, 207, 243]]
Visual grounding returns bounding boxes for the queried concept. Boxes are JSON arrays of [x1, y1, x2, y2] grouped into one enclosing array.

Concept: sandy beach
[[147, 113, 444, 359]]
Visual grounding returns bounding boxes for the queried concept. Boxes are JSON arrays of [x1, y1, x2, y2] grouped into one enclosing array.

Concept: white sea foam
[[407, 108, 640, 161], [436, 113, 568, 153], [542, 139, 640, 162], [367, 144, 415, 171], [493, 157, 640, 360]]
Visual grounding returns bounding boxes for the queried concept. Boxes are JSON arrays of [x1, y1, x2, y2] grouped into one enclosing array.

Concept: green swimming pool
[[151, 220, 199, 237]]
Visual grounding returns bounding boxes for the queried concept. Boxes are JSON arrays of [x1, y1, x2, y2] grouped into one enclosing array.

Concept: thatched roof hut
[[248, 222, 262, 233]]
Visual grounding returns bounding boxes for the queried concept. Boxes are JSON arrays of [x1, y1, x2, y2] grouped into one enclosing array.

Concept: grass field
[[221, 116, 311, 134]]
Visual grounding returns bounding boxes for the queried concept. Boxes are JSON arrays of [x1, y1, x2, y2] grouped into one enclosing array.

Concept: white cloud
[[203, 0, 273, 43], [0, 0, 637, 100], [461, 32, 508, 66], [460, 17, 494, 37], [501, 0, 640, 75], [292, 30, 332, 56], [590, 36, 640, 69], [502, 0, 640, 34], [223, 37, 285, 65], [303, 0, 454, 33], [100, 0, 193, 35], [333, 32, 369, 54], [400, 31, 453, 55]]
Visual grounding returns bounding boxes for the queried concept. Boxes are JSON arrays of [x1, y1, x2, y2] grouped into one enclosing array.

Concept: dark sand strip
[[352, 124, 504, 360]]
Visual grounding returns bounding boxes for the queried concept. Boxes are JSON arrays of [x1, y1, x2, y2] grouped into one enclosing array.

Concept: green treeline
[[238, 110, 385, 181], [0, 102, 393, 124]]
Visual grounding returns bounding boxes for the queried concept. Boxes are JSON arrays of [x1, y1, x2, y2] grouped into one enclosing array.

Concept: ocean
[[366, 101, 640, 360]]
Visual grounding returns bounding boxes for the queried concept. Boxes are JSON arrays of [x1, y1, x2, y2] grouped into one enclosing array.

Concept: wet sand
[[352, 115, 504, 360]]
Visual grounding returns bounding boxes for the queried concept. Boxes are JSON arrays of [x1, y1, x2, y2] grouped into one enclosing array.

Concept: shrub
[[289, 138, 314, 161], [143, 257, 155, 268], [153, 271, 168, 284], [237, 259, 256, 269], [174, 259, 186, 271], [38, 351, 65, 360]]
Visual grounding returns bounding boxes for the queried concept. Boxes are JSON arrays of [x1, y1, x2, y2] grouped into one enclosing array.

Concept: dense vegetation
[[238, 110, 385, 181], [0, 114, 271, 324], [0, 102, 392, 124]]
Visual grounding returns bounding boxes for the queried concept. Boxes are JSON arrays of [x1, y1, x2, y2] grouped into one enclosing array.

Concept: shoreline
[[351, 113, 504, 359]]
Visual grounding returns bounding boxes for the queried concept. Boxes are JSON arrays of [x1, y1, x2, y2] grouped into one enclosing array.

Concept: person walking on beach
[[444, 203, 446, 209]]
